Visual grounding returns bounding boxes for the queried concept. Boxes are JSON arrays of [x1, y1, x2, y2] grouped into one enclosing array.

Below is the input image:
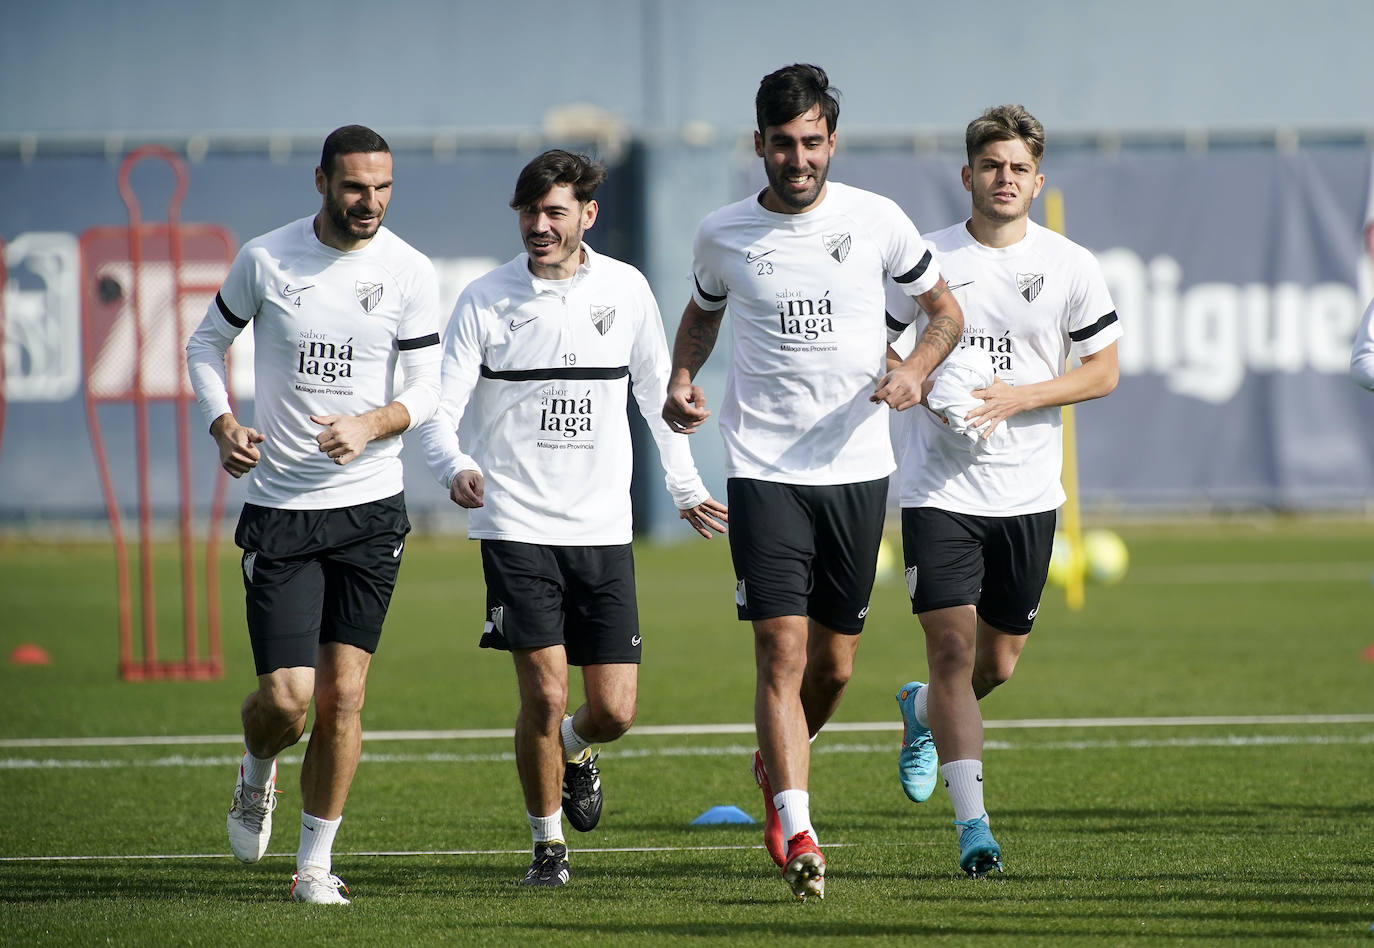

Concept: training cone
[[690, 805, 755, 825], [9, 643, 51, 666], [1362, 643, 1374, 662]]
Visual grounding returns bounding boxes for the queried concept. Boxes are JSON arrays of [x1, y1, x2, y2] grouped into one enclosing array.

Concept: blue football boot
[[895, 681, 938, 802]]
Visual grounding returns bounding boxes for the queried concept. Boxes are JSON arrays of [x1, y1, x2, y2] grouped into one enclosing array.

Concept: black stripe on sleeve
[[398, 332, 441, 351], [892, 250, 933, 285], [694, 275, 727, 304], [480, 364, 630, 382], [885, 310, 908, 335], [215, 292, 250, 329], [1069, 311, 1119, 343]]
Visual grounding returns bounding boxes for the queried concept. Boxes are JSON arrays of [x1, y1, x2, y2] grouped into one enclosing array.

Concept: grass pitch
[[1, 518, 1372, 944]]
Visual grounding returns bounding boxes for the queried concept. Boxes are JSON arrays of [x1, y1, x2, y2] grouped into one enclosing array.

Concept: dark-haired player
[[187, 124, 442, 904], [662, 64, 962, 899], [421, 149, 726, 887]]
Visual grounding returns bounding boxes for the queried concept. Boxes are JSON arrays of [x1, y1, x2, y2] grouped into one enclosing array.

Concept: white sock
[[772, 789, 816, 844], [240, 749, 275, 789], [941, 759, 986, 824], [297, 812, 341, 872], [561, 715, 592, 762], [528, 810, 564, 846], [914, 684, 931, 729]]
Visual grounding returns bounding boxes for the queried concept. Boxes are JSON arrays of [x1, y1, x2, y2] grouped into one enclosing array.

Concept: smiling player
[[662, 64, 963, 900]]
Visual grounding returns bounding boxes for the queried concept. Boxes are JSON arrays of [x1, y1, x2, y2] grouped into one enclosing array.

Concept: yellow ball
[[1082, 529, 1129, 584]]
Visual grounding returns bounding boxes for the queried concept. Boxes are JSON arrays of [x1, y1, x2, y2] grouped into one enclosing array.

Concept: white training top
[[888, 219, 1121, 515], [690, 181, 941, 485], [1351, 296, 1374, 391], [186, 216, 443, 510], [420, 244, 710, 546]]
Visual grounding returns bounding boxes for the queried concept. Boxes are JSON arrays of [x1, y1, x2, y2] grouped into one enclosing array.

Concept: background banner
[[1, 142, 1370, 529]]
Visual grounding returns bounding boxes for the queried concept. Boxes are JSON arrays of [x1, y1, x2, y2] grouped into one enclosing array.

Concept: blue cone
[[690, 804, 756, 825]]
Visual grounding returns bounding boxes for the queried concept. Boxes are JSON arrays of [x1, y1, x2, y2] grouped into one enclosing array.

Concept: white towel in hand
[[927, 347, 997, 451]]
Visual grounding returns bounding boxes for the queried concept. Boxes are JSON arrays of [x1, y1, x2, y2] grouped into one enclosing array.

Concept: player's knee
[[585, 702, 636, 741], [253, 675, 314, 723], [757, 640, 807, 685], [973, 659, 1014, 695], [313, 675, 367, 721], [521, 690, 568, 732], [926, 637, 975, 678], [804, 661, 851, 698]]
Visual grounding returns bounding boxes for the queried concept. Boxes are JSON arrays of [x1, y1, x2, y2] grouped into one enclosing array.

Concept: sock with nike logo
[[941, 759, 986, 825], [772, 788, 816, 844], [298, 811, 342, 873]]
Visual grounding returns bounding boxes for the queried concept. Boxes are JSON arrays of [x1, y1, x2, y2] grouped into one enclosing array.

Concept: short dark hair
[[509, 150, 606, 211], [965, 105, 1045, 167], [755, 64, 840, 136], [320, 125, 391, 177]]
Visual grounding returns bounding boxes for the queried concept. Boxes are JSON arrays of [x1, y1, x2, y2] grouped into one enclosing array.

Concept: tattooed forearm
[[673, 310, 723, 378], [914, 311, 961, 363], [909, 277, 964, 368]]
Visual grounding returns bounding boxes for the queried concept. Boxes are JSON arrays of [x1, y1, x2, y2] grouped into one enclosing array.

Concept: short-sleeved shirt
[[888, 219, 1121, 515], [690, 182, 941, 485]]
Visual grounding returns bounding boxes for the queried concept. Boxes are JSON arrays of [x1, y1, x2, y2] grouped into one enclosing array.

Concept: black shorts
[[235, 493, 410, 675], [901, 506, 1056, 635], [726, 477, 888, 634], [479, 540, 641, 666]]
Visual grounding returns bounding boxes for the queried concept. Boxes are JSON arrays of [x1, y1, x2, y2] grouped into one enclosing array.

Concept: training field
[[2, 518, 1372, 944]]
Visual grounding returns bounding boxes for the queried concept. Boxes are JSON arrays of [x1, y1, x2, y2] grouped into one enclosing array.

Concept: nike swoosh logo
[[393, 543, 404, 558], [745, 249, 776, 263], [282, 284, 315, 295], [510, 316, 539, 331], [947, 280, 974, 291], [631, 634, 642, 646]]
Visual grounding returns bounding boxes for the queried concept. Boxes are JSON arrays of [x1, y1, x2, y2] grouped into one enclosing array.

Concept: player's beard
[[765, 157, 830, 212], [970, 181, 1032, 225], [524, 224, 584, 276], [325, 190, 383, 241]]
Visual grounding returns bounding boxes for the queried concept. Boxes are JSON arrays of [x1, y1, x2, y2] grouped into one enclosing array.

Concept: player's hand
[[311, 413, 375, 465], [450, 470, 485, 508], [870, 364, 927, 411], [964, 376, 1024, 436], [679, 496, 728, 538], [662, 383, 710, 434], [210, 415, 264, 478]]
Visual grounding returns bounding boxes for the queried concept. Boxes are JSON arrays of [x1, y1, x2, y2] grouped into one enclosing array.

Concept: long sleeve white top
[[420, 244, 709, 545]]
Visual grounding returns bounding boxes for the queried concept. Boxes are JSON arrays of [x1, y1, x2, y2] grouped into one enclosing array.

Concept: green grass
[[2, 519, 1373, 944]]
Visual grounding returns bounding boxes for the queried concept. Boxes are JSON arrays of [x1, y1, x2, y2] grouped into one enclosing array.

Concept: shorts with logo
[[726, 477, 888, 635], [479, 540, 641, 666], [235, 492, 410, 675], [901, 506, 1055, 634]]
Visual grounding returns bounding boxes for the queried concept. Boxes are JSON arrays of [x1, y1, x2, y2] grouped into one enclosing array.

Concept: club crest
[[1017, 272, 1044, 302], [591, 304, 615, 336], [356, 281, 384, 313], [823, 232, 852, 263]]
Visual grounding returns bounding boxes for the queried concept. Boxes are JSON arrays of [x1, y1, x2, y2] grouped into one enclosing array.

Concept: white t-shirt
[[889, 219, 1121, 515], [420, 244, 709, 546], [186, 216, 442, 509], [691, 181, 941, 485]]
